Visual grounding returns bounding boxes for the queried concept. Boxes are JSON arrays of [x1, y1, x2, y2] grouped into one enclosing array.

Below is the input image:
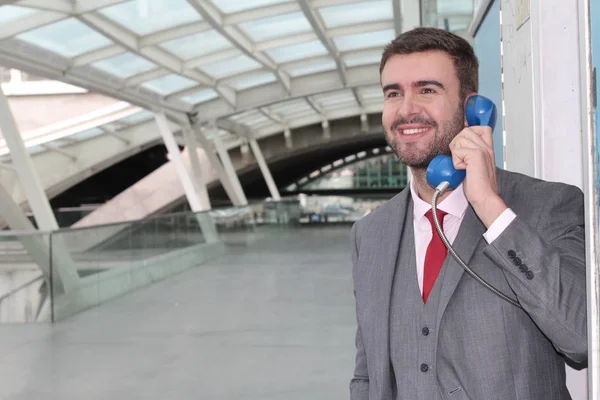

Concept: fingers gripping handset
[[424, 95, 520, 309], [426, 95, 498, 190]]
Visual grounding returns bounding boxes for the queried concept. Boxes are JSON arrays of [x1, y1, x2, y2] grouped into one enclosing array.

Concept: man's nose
[[398, 95, 422, 119]]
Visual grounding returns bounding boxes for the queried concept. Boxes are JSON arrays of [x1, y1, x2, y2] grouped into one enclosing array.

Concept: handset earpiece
[[426, 95, 498, 190]]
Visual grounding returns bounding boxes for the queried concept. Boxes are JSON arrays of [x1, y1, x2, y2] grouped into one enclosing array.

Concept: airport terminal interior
[[0, 0, 597, 398]]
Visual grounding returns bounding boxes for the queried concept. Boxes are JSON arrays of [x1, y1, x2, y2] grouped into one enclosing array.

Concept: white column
[[400, 0, 421, 32], [240, 141, 252, 165], [213, 137, 248, 206], [192, 123, 244, 206], [154, 113, 218, 243], [0, 85, 58, 231], [0, 85, 79, 293], [0, 180, 50, 275], [500, 0, 587, 397], [322, 120, 331, 139], [249, 139, 281, 201], [580, 0, 600, 397], [284, 127, 293, 149], [182, 125, 211, 210]]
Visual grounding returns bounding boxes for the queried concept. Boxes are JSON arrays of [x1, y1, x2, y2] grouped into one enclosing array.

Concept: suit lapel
[[436, 204, 486, 326], [360, 189, 410, 385]]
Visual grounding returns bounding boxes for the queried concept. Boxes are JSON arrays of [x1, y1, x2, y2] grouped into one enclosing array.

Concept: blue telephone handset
[[424, 95, 521, 309], [426, 95, 498, 189]]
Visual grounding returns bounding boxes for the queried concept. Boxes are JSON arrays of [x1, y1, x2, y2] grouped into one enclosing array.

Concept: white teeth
[[402, 128, 429, 135]]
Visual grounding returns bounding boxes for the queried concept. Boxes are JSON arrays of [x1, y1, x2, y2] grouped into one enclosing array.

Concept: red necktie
[[422, 209, 448, 303]]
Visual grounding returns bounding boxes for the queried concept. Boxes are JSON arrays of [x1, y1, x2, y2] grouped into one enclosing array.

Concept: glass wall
[[473, 0, 504, 167], [295, 153, 408, 191]]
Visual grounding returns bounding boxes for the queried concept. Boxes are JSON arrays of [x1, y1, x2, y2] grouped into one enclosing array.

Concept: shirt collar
[[410, 178, 469, 221]]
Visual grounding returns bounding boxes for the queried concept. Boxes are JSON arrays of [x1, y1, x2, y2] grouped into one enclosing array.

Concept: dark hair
[[380, 27, 479, 100]]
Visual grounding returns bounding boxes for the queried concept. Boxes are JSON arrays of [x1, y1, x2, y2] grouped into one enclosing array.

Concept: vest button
[[508, 250, 516, 258], [420, 363, 429, 372], [422, 327, 430, 336]]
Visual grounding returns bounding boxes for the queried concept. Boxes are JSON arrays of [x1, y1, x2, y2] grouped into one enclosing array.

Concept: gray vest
[[389, 203, 448, 400]]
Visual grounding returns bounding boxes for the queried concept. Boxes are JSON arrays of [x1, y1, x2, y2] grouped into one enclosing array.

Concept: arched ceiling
[[0, 0, 474, 162]]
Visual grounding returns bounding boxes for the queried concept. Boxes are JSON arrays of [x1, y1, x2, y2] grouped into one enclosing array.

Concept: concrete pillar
[[182, 125, 211, 210], [0, 85, 79, 294], [213, 136, 248, 206], [192, 123, 245, 206], [154, 112, 218, 243], [249, 139, 281, 201]]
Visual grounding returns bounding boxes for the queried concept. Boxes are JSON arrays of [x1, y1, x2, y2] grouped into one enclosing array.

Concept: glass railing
[[0, 230, 52, 323], [0, 198, 369, 323], [0, 200, 304, 323]]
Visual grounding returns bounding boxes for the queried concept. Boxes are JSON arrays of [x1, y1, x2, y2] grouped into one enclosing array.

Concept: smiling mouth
[[401, 127, 431, 135]]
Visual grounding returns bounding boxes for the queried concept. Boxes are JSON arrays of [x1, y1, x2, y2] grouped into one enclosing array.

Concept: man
[[349, 27, 587, 400]]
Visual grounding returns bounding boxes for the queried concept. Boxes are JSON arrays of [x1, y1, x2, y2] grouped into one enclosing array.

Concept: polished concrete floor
[[0, 227, 356, 400]]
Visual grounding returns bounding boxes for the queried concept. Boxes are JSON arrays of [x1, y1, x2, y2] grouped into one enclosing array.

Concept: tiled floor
[[0, 226, 356, 400]]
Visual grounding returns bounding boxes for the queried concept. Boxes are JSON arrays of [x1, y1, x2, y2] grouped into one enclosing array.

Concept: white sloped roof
[[0, 0, 473, 155]]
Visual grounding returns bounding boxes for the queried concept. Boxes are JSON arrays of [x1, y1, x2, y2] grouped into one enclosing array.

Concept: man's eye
[[421, 88, 436, 94], [387, 92, 399, 98]]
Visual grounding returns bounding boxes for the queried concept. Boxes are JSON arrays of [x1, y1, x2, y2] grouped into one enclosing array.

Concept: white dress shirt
[[410, 179, 517, 294]]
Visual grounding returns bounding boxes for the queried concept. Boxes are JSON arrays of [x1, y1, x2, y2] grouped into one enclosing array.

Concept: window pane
[[0, 5, 37, 24], [318, 1, 391, 29], [238, 12, 311, 42], [267, 99, 312, 116], [358, 86, 382, 102], [72, 127, 104, 141], [210, 0, 291, 14], [343, 51, 381, 68], [266, 40, 327, 64], [161, 30, 232, 60], [313, 90, 356, 107], [438, 0, 472, 14], [181, 89, 218, 104], [92, 52, 156, 78], [333, 29, 394, 52], [99, 0, 201, 36], [229, 73, 276, 90], [119, 110, 153, 125], [17, 18, 113, 58], [199, 55, 262, 79], [285, 59, 336, 77], [141, 74, 197, 95]]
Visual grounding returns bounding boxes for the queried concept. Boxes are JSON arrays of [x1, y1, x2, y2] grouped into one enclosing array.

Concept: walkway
[[0, 226, 356, 399]]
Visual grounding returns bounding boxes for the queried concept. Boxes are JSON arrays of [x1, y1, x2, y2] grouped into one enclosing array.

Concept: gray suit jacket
[[350, 168, 587, 399]]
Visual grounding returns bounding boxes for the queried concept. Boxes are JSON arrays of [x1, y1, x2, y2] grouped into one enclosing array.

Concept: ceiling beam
[[140, 21, 212, 48], [216, 118, 253, 138], [305, 96, 327, 121], [77, 12, 235, 108], [0, 10, 68, 40], [297, 0, 346, 86], [259, 107, 286, 125], [71, 44, 125, 67], [75, 0, 130, 14], [224, 2, 299, 25], [328, 21, 394, 38], [42, 144, 77, 161], [100, 126, 131, 145], [16, 0, 73, 13], [186, 0, 292, 95]]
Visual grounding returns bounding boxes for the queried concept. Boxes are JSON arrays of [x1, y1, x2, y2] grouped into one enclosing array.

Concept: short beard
[[385, 105, 465, 169]]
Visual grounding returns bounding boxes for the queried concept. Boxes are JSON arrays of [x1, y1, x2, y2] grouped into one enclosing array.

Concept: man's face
[[381, 50, 467, 169]]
